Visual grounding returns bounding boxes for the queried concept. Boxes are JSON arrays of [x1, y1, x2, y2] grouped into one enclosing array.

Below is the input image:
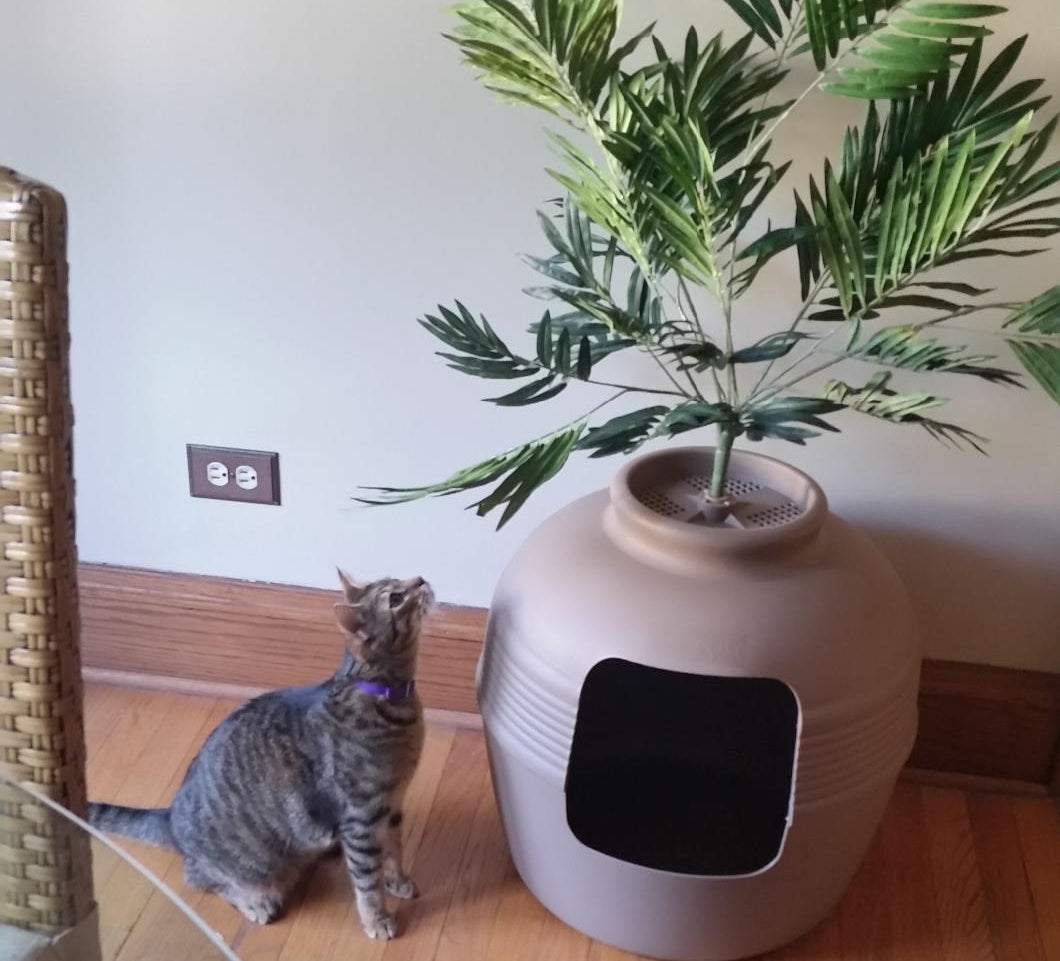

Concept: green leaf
[[1003, 285, 1060, 335], [576, 335, 594, 379], [359, 423, 586, 528], [794, 192, 820, 300], [730, 332, 813, 364], [1006, 341, 1060, 403], [896, 20, 989, 40], [664, 341, 726, 372], [853, 324, 1022, 385], [658, 402, 736, 436], [875, 294, 963, 311], [822, 373, 987, 450], [914, 281, 994, 296], [737, 226, 814, 263], [420, 302, 539, 381], [907, 3, 1006, 18], [719, 0, 784, 47], [536, 311, 553, 364], [741, 395, 844, 444], [577, 406, 669, 457], [1002, 287, 1060, 401], [813, 0, 1003, 101], [555, 327, 571, 372], [487, 375, 567, 406]]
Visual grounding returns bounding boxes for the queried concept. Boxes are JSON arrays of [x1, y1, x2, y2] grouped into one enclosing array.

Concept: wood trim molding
[[77, 563, 1060, 794]]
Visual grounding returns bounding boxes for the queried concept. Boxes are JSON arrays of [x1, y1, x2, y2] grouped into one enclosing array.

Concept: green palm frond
[[358, 424, 587, 528], [848, 324, 1022, 384], [802, 107, 1053, 323], [577, 406, 669, 457], [419, 302, 538, 380], [720, 0, 1007, 97], [822, 372, 987, 449], [450, 0, 644, 115], [418, 301, 595, 406], [741, 396, 844, 444], [1003, 286, 1060, 401], [813, 1, 1002, 95], [717, 0, 796, 50]]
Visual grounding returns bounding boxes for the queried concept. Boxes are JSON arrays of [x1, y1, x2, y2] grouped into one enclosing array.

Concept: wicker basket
[[0, 167, 95, 937]]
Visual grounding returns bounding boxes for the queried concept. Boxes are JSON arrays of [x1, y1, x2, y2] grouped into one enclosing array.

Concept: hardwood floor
[[83, 684, 1060, 961]]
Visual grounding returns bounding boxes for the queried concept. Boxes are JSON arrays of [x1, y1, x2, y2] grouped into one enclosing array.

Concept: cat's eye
[[389, 592, 406, 609]]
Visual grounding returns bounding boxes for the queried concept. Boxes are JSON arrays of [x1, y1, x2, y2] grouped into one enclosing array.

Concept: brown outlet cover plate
[[187, 445, 281, 505]]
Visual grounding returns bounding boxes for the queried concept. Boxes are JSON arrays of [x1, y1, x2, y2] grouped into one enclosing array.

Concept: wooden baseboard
[[77, 564, 485, 713], [77, 563, 1060, 794]]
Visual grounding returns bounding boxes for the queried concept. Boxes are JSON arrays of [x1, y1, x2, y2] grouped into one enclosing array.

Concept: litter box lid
[[607, 447, 828, 566]]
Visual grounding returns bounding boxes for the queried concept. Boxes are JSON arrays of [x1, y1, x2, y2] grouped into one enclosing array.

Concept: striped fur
[[88, 803, 174, 846], [89, 571, 432, 940]]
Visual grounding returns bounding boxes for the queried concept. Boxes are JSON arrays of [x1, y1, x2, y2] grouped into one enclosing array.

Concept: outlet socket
[[187, 445, 281, 505]]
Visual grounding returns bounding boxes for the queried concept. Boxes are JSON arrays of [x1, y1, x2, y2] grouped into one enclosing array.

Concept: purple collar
[[352, 678, 416, 700]]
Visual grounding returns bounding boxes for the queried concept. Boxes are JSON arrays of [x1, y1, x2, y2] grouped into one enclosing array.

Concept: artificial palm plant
[[365, 0, 1060, 526]]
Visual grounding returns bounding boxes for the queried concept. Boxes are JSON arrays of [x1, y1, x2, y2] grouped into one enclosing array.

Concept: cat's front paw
[[362, 913, 398, 940], [385, 876, 419, 900], [233, 893, 282, 925]]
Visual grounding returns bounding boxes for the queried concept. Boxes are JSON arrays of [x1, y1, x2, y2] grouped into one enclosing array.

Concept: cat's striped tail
[[89, 803, 176, 848]]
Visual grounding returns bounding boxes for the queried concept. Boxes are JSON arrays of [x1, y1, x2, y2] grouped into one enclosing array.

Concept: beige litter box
[[478, 447, 919, 961]]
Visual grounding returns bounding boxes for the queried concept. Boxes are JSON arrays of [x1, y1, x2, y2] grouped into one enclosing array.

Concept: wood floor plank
[[921, 786, 997, 961], [537, 907, 593, 961], [881, 784, 944, 961], [90, 692, 225, 960], [433, 779, 511, 961], [772, 910, 843, 960], [278, 858, 350, 960], [483, 877, 548, 961], [588, 939, 648, 960], [82, 684, 129, 765], [393, 726, 457, 884], [838, 828, 894, 960], [1013, 799, 1060, 961], [380, 730, 491, 961], [229, 885, 311, 961], [968, 793, 1047, 961], [84, 688, 187, 802]]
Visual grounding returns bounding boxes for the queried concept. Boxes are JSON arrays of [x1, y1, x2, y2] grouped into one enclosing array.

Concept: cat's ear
[[336, 567, 367, 602], [334, 603, 365, 639]]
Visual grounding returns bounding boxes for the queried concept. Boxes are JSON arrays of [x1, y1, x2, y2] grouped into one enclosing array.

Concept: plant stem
[[722, 291, 739, 405], [678, 276, 709, 342], [747, 272, 832, 400], [643, 343, 696, 397], [710, 425, 736, 497], [675, 277, 725, 402], [586, 377, 686, 398]]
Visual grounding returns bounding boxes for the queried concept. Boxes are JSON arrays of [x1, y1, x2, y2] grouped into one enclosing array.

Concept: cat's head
[[333, 569, 434, 678]]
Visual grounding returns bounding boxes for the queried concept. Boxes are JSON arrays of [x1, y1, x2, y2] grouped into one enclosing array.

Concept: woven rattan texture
[[0, 167, 93, 932]]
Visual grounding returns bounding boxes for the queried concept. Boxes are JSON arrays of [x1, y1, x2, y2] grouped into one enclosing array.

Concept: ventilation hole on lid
[[636, 490, 683, 517], [724, 478, 761, 497], [685, 475, 762, 497], [745, 501, 802, 528]]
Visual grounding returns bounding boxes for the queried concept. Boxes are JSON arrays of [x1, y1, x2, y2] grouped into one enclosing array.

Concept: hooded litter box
[[478, 447, 919, 961]]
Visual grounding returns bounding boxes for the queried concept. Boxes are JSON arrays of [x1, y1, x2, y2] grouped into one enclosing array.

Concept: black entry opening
[[565, 658, 798, 876]]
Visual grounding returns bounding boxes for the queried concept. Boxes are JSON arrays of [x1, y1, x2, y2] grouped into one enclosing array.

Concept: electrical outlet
[[187, 445, 280, 505]]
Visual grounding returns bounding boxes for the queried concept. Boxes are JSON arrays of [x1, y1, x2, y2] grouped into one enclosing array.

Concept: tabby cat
[[89, 570, 432, 941]]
